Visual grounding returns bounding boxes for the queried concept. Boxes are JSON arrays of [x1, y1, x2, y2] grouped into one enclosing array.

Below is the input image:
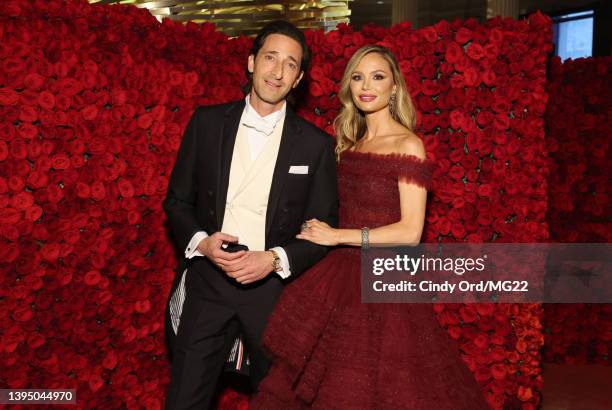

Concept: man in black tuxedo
[[163, 21, 338, 409]]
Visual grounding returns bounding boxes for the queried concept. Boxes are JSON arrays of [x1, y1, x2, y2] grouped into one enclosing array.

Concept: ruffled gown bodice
[[337, 150, 433, 229]]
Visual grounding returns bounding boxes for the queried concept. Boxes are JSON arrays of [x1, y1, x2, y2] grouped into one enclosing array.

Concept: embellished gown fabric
[[250, 151, 489, 410]]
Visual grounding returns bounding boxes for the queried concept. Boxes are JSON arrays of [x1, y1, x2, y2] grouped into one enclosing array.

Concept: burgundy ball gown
[[250, 150, 490, 409]]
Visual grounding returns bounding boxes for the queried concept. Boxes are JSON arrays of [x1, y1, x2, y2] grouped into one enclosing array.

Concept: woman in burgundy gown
[[250, 45, 489, 409]]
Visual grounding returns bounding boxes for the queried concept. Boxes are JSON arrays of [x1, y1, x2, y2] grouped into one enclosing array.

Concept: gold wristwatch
[[270, 249, 282, 272]]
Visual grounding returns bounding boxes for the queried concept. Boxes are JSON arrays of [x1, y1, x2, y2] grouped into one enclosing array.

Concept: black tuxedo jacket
[[163, 99, 339, 293]]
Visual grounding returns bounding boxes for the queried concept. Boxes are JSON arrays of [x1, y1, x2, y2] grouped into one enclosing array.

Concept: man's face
[[248, 33, 304, 106]]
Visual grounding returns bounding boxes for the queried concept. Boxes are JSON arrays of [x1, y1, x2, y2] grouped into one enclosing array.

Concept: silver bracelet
[[361, 227, 370, 249]]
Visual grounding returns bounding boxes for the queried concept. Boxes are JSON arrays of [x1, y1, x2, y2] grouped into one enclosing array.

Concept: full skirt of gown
[[250, 151, 490, 409]]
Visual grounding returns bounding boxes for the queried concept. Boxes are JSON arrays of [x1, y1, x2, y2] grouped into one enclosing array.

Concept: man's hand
[[198, 232, 247, 268], [222, 251, 275, 285]]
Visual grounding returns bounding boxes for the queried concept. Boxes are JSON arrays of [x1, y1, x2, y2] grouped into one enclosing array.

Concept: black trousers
[[164, 258, 283, 410]]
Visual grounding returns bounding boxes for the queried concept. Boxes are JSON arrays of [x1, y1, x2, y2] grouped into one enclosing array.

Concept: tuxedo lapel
[[216, 100, 245, 229], [265, 107, 301, 237]]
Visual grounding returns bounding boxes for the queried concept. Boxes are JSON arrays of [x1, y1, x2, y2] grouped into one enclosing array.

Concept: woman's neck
[[363, 108, 394, 140]]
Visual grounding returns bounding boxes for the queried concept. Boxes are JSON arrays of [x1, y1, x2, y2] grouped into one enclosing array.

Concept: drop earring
[[389, 92, 396, 116]]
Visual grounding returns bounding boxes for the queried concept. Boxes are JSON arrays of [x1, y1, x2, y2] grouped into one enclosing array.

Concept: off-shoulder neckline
[[342, 149, 432, 163]]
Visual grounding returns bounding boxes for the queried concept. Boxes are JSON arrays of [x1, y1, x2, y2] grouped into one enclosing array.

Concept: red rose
[[476, 304, 494, 316], [444, 42, 463, 64], [455, 28, 473, 44], [51, 153, 70, 170], [421, 80, 438, 95], [0, 87, 19, 105], [489, 348, 507, 363], [448, 165, 464, 180], [493, 114, 510, 130], [17, 124, 37, 140], [12, 305, 33, 322], [27, 332, 46, 349], [58, 78, 83, 96], [446, 325, 461, 340], [118, 178, 134, 198], [8, 176, 25, 192], [435, 217, 451, 235], [477, 183, 493, 197], [88, 375, 104, 392], [127, 210, 141, 225], [473, 333, 489, 349], [466, 43, 485, 60], [46, 185, 64, 203], [134, 300, 151, 313], [102, 351, 118, 370], [95, 290, 112, 305], [137, 113, 153, 129], [465, 169, 477, 182], [491, 363, 507, 380], [19, 106, 38, 122], [81, 104, 99, 121], [450, 110, 465, 129], [0, 225, 19, 241], [169, 70, 184, 86], [482, 70, 496, 86], [516, 339, 527, 353], [517, 386, 533, 401], [474, 366, 491, 382], [24, 73, 45, 90], [90, 181, 107, 201], [475, 110, 493, 126], [452, 197, 465, 209], [123, 326, 137, 343], [459, 306, 478, 323], [421, 26, 438, 43], [451, 223, 466, 238], [84, 270, 102, 286], [76, 182, 91, 199], [10, 138, 27, 159], [464, 67, 480, 86], [55, 94, 70, 111], [10, 191, 34, 211]]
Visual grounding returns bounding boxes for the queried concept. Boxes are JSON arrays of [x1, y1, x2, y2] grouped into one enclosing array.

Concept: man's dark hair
[[250, 20, 311, 74]]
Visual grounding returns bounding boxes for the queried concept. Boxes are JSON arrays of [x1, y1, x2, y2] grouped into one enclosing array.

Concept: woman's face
[[349, 52, 396, 114]]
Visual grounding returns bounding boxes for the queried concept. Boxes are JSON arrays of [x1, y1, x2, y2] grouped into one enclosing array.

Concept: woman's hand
[[296, 218, 339, 246]]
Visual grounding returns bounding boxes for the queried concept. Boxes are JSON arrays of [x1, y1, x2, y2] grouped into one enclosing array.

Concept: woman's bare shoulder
[[393, 131, 426, 160]]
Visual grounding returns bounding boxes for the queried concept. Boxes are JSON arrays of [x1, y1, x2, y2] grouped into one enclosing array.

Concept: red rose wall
[[0, 0, 607, 409], [542, 56, 611, 366]]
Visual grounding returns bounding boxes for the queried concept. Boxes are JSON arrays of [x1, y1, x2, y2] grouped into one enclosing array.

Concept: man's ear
[[247, 54, 255, 74], [292, 71, 305, 89]]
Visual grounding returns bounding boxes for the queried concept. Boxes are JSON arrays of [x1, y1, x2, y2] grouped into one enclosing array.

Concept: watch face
[[274, 258, 282, 271]]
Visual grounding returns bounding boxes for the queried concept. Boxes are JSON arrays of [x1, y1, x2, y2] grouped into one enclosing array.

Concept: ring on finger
[[301, 222, 309, 230]]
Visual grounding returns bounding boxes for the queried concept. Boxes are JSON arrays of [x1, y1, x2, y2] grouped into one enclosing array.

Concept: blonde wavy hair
[[334, 45, 417, 159]]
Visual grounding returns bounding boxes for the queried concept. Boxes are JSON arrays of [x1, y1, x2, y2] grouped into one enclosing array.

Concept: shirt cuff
[[185, 231, 208, 258], [271, 246, 291, 279]]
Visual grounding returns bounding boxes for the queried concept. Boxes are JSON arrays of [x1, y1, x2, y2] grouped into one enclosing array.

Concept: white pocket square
[[289, 165, 309, 174]]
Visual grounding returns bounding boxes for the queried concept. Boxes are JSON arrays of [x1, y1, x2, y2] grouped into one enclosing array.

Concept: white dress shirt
[[184, 95, 292, 278]]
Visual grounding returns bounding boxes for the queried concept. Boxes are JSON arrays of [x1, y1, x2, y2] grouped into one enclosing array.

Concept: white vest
[[220, 120, 284, 251]]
